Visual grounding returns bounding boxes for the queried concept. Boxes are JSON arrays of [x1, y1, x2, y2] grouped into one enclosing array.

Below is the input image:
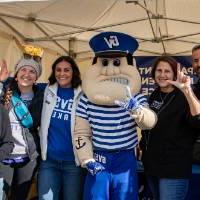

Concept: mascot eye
[[113, 59, 120, 67], [102, 59, 109, 67]]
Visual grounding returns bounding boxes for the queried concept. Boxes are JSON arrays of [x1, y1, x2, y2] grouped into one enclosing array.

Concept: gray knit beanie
[[15, 58, 42, 78]]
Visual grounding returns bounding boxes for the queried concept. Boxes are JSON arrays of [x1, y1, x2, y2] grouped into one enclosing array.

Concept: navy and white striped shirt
[[76, 94, 148, 151]]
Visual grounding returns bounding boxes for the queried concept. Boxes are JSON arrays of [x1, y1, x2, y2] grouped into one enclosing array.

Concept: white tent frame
[[0, 0, 199, 59]]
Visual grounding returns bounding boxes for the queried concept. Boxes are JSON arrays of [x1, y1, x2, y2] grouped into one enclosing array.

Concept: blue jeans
[[186, 164, 200, 200], [38, 158, 85, 200], [147, 175, 189, 200], [192, 164, 200, 174], [0, 178, 3, 200]]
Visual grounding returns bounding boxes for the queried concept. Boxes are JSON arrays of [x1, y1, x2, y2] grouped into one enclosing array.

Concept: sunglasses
[[23, 53, 42, 63]]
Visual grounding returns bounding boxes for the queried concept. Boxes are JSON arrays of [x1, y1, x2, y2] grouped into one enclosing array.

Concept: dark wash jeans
[[38, 158, 85, 200], [147, 175, 189, 200]]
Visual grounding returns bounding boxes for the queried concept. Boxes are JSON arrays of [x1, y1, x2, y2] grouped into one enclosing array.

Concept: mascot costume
[[74, 31, 157, 200]]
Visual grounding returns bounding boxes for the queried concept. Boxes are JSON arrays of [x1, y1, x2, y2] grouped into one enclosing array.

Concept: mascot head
[[82, 31, 141, 105]]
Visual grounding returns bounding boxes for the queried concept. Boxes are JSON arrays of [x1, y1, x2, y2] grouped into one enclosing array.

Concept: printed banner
[[135, 56, 195, 97]]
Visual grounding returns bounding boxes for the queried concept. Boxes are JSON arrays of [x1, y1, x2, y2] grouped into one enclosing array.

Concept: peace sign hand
[[167, 63, 191, 91]]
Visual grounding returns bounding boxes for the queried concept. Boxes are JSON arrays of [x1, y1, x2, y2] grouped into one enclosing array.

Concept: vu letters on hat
[[89, 31, 139, 55]]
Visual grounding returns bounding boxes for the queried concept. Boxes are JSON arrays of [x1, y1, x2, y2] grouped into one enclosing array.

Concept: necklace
[[156, 91, 175, 114], [159, 92, 170, 105], [146, 91, 175, 150], [151, 92, 170, 110]]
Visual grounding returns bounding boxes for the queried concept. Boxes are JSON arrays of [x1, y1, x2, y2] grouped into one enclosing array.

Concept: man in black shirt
[[186, 45, 200, 199], [192, 45, 200, 99]]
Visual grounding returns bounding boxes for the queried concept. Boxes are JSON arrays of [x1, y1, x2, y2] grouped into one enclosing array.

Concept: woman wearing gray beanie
[[0, 57, 44, 200]]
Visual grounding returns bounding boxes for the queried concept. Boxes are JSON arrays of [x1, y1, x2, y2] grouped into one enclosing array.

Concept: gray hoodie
[[0, 104, 14, 161]]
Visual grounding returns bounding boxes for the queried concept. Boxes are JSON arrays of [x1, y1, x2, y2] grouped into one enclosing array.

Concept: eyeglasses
[[23, 53, 42, 63]]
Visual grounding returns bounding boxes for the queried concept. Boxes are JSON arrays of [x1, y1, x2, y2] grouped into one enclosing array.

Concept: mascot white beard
[[83, 56, 141, 105]]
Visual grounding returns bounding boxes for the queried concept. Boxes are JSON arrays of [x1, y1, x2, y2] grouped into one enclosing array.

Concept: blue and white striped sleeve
[[135, 93, 148, 107], [76, 94, 89, 120]]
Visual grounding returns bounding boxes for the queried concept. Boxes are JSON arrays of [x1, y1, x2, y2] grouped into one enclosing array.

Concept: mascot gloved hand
[[115, 86, 141, 113], [85, 161, 105, 176]]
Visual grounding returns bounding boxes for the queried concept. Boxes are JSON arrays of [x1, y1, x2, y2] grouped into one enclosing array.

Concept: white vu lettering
[[55, 97, 73, 110], [52, 111, 69, 121], [104, 36, 119, 48], [94, 153, 106, 164]]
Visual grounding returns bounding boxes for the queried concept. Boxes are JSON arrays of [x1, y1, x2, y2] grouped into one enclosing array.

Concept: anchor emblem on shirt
[[75, 137, 86, 149]]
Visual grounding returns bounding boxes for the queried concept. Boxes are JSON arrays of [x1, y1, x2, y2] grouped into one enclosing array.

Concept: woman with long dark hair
[[38, 56, 85, 200]]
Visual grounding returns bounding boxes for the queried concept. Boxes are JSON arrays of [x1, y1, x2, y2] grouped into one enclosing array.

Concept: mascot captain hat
[[89, 31, 139, 56]]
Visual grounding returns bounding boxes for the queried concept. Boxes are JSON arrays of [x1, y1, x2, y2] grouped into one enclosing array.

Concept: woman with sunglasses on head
[[38, 56, 85, 200], [140, 56, 200, 200], [0, 57, 44, 200]]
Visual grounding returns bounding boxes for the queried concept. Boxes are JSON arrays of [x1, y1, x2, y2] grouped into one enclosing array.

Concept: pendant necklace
[[159, 92, 170, 106], [146, 90, 175, 150], [152, 92, 170, 110]]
